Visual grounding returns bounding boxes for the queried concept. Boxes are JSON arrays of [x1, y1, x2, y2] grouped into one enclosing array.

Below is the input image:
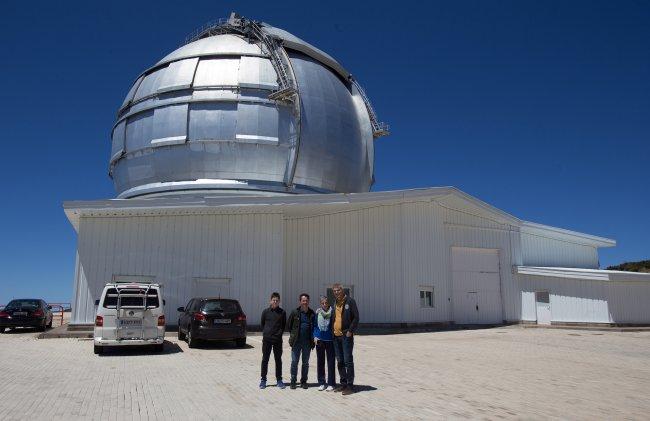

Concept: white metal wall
[[440, 205, 521, 322], [74, 212, 284, 324], [519, 274, 650, 324], [283, 201, 450, 323], [283, 200, 527, 324], [70, 252, 95, 324], [521, 233, 599, 268]]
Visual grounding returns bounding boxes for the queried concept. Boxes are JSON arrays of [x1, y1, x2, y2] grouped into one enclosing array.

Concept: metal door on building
[[451, 247, 503, 324], [535, 291, 551, 325]]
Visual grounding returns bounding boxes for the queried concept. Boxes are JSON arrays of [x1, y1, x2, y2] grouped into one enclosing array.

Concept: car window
[[102, 288, 160, 308], [191, 300, 201, 312], [201, 300, 240, 313], [6, 299, 40, 309], [185, 299, 194, 312]]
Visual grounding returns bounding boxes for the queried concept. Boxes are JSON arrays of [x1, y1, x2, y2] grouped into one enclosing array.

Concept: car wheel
[[47, 318, 53, 328], [37, 321, 46, 332], [187, 329, 197, 348], [1, 327, 7, 334], [94, 345, 103, 355], [177, 324, 186, 341], [235, 337, 246, 347]]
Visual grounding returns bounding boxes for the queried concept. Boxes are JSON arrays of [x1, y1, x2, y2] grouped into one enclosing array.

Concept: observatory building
[[65, 14, 650, 327]]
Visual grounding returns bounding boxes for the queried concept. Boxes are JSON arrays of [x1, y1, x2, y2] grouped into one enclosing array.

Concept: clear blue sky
[[1, 0, 648, 303]]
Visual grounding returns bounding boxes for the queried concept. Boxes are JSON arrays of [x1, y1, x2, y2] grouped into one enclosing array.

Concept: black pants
[[316, 340, 336, 386], [261, 339, 283, 381]]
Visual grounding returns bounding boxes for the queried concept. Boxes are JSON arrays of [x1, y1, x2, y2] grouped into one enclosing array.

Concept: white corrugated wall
[[70, 252, 95, 324], [283, 200, 528, 324], [283, 201, 450, 323], [519, 274, 650, 324], [521, 233, 599, 268], [74, 212, 284, 325], [439, 204, 521, 322]]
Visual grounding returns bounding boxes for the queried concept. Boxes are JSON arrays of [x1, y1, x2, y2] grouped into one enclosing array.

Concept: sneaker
[[276, 380, 286, 389], [259, 380, 266, 389], [300, 383, 308, 389], [290, 382, 297, 390], [326, 385, 335, 392], [342, 385, 355, 396], [318, 384, 326, 391]]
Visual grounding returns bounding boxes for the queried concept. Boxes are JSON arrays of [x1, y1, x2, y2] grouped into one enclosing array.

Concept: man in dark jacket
[[259, 292, 287, 389], [286, 293, 315, 389], [331, 282, 359, 395]]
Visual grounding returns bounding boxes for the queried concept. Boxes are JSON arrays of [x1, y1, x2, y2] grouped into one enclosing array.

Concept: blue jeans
[[290, 340, 312, 383], [333, 335, 354, 385]]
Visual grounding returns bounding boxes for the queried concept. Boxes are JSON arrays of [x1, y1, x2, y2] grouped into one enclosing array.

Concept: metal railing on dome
[[182, 13, 388, 138]]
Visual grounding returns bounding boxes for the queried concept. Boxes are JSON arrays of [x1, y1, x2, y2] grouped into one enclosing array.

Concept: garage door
[[452, 247, 502, 324]]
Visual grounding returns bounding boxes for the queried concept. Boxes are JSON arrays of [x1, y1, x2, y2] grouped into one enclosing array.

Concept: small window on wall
[[420, 287, 434, 308]]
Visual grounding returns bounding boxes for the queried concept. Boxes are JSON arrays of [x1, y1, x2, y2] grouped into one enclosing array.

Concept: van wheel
[[178, 325, 186, 341], [235, 337, 246, 347], [187, 329, 197, 348], [94, 345, 103, 355]]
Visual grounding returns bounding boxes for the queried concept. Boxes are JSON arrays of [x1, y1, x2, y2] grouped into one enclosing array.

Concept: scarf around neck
[[317, 307, 332, 331]]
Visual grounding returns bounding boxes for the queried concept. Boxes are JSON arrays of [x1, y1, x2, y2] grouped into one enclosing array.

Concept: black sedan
[[177, 298, 246, 348], [0, 299, 54, 332]]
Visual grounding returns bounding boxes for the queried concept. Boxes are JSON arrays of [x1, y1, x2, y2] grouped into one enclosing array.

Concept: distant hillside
[[606, 260, 650, 273]]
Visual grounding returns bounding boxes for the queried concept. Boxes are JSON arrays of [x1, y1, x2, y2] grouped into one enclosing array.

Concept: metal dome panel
[[110, 17, 384, 198]]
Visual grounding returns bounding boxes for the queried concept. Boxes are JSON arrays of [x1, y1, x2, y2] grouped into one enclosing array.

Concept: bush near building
[[606, 260, 650, 273]]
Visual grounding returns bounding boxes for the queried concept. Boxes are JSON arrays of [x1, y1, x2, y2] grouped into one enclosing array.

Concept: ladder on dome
[[349, 78, 390, 138], [184, 14, 299, 103], [112, 284, 152, 341], [242, 20, 298, 102]]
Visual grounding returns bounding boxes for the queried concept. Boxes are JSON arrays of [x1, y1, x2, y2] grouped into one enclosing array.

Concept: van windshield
[[103, 288, 159, 308], [202, 300, 239, 313]]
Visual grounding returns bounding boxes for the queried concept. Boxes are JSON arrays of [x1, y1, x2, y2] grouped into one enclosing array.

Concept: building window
[[420, 287, 434, 308]]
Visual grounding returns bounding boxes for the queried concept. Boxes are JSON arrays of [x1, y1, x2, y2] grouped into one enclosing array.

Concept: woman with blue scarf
[[314, 295, 336, 391]]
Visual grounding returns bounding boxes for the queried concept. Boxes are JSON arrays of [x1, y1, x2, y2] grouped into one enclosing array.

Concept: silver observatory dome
[[109, 13, 388, 198]]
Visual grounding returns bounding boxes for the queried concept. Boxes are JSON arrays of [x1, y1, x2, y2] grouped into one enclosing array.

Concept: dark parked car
[[0, 299, 54, 332], [177, 298, 246, 348]]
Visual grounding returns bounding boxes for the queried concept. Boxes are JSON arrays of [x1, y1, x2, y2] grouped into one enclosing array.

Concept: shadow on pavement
[[279, 382, 378, 393], [98, 340, 183, 356], [189, 340, 254, 350]]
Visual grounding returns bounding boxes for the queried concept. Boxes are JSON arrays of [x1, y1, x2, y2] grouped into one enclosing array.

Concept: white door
[[535, 291, 551, 325], [452, 247, 502, 324], [193, 278, 231, 299]]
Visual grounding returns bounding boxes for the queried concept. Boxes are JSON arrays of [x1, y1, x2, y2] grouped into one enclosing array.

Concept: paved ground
[[1, 326, 649, 420]]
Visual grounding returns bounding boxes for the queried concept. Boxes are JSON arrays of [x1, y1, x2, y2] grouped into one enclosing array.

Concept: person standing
[[314, 295, 336, 391], [331, 283, 359, 395], [260, 292, 287, 389], [287, 293, 315, 389]]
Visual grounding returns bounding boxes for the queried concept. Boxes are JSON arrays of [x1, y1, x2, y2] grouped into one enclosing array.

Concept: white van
[[93, 283, 165, 354]]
